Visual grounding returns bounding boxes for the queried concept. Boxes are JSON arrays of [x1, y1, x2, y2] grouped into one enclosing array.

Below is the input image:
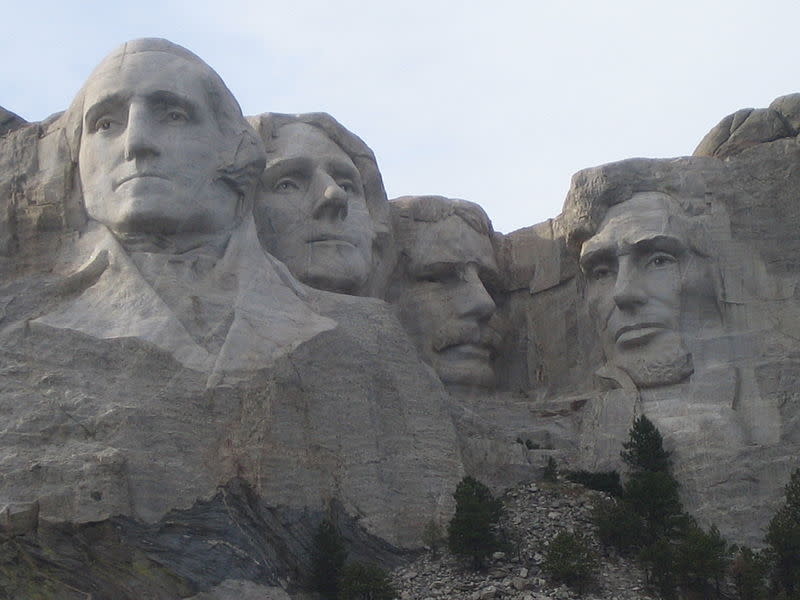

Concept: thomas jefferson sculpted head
[[565, 173, 721, 388], [249, 113, 391, 296], [388, 196, 500, 390], [64, 38, 264, 236]]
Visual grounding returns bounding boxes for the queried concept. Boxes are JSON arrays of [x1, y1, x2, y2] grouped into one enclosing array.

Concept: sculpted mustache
[[431, 322, 501, 353]]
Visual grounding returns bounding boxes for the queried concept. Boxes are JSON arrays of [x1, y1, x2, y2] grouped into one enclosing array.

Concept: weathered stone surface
[[694, 93, 800, 158], [451, 392, 582, 492], [0, 480, 406, 598], [493, 220, 581, 394], [187, 581, 292, 600], [0, 106, 26, 137], [554, 145, 800, 544], [4, 37, 800, 598], [391, 480, 656, 599], [0, 39, 461, 599]]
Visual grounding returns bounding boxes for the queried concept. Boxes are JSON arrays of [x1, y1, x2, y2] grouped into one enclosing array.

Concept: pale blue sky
[[2, 1, 798, 233]]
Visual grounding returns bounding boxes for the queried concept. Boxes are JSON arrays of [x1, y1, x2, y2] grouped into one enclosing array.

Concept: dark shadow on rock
[[0, 478, 410, 600]]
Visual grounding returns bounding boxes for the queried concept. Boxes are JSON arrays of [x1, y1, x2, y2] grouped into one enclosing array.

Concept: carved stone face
[[255, 123, 376, 294], [393, 215, 499, 389], [579, 192, 717, 387], [79, 51, 239, 235]]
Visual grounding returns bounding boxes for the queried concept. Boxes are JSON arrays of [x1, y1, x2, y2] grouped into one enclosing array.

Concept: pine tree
[[592, 497, 647, 556], [624, 470, 683, 540], [543, 531, 596, 593], [620, 416, 682, 541], [311, 519, 348, 600], [730, 546, 769, 600], [447, 476, 502, 570], [337, 562, 396, 600], [639, 536, 677, 599], [610, 414, 735, 599], [766, 468, 800, 598], [421, 519, 445, 557], [542, 456, 558, 482], [673, 523, 730, 596], [620, 415, 671, 473]]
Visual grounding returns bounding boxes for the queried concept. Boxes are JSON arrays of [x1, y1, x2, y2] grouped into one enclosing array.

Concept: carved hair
[[62, 38, 265, 205], [561, 158, 725, 329], [389, 195, 494, 241], [386, 195, 497, 305], [560, 157, 717, 257]]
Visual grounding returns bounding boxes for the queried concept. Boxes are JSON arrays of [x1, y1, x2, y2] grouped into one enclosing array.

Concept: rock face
[[390, 480, 655, 600], [555, 145, 800, 545], [2, 37, 800, 598], [0, 39, 460, 599], [0, 107, 26, 137]]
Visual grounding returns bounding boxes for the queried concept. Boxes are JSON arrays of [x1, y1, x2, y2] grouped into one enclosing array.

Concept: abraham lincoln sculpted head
[[565, 165, 722, 388]]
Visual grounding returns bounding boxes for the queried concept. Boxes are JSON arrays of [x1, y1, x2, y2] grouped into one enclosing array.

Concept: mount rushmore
[[1, 38, 799, 598]]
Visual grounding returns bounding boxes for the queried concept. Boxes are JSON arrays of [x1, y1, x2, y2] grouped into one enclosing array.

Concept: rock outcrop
[[0, 106, 26, 137], [391, 480, 655, 600], [2, 38, 800, 598]]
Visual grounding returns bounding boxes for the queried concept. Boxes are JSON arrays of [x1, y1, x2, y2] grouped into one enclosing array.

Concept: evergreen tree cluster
[[592, 415, 728, 598], [310, 416, 800, 599], [590, 414, 800, 600], [447, 476, 503, 570], [310, 520, 395, 600], [766, 468, 800, 599]]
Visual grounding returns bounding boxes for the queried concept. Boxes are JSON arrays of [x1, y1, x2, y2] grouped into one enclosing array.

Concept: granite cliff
[[1, 38, 799, 598]]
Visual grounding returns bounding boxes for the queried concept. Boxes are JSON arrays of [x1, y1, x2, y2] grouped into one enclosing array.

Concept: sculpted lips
[[112, 173, 170, 190], [440, 343, 492, 360], [305, 230, 360, 248], [614, 322, 667, 346], [432, 322, 499, 359]]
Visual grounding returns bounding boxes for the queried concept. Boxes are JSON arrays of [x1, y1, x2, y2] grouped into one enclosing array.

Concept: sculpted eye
[[338, 180, 356, 193], [274, 178, 300, 192], [647, 253, 676, 268], [590, 264, 614, 281], [95, 117, 116, 132], [420, 274, 444, 283], [166, 109, 189, 124], [419, 268, 459, 284]]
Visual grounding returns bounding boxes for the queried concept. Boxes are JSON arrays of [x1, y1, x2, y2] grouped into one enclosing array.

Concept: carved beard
[[608, 332, 694, 389]]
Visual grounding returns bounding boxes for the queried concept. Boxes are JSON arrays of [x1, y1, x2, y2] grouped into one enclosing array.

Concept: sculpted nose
[[613, 261, 646, 310], [123, 104, 159, 161], [311, 173, 349, 221], [458, 265, 496, 320]]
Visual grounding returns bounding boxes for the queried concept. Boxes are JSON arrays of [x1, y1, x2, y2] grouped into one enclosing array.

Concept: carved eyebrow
[[145, 90, 198, 116], [629, 235, 687, 256], [327, 158, 362, 183], [410, 260, 458, 278], [580, 233, 688, 268], [262, 157, 313, 179], [83, 93, 129, 129], [579, 246, 616, 271], [83, 90, 200, 130]]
